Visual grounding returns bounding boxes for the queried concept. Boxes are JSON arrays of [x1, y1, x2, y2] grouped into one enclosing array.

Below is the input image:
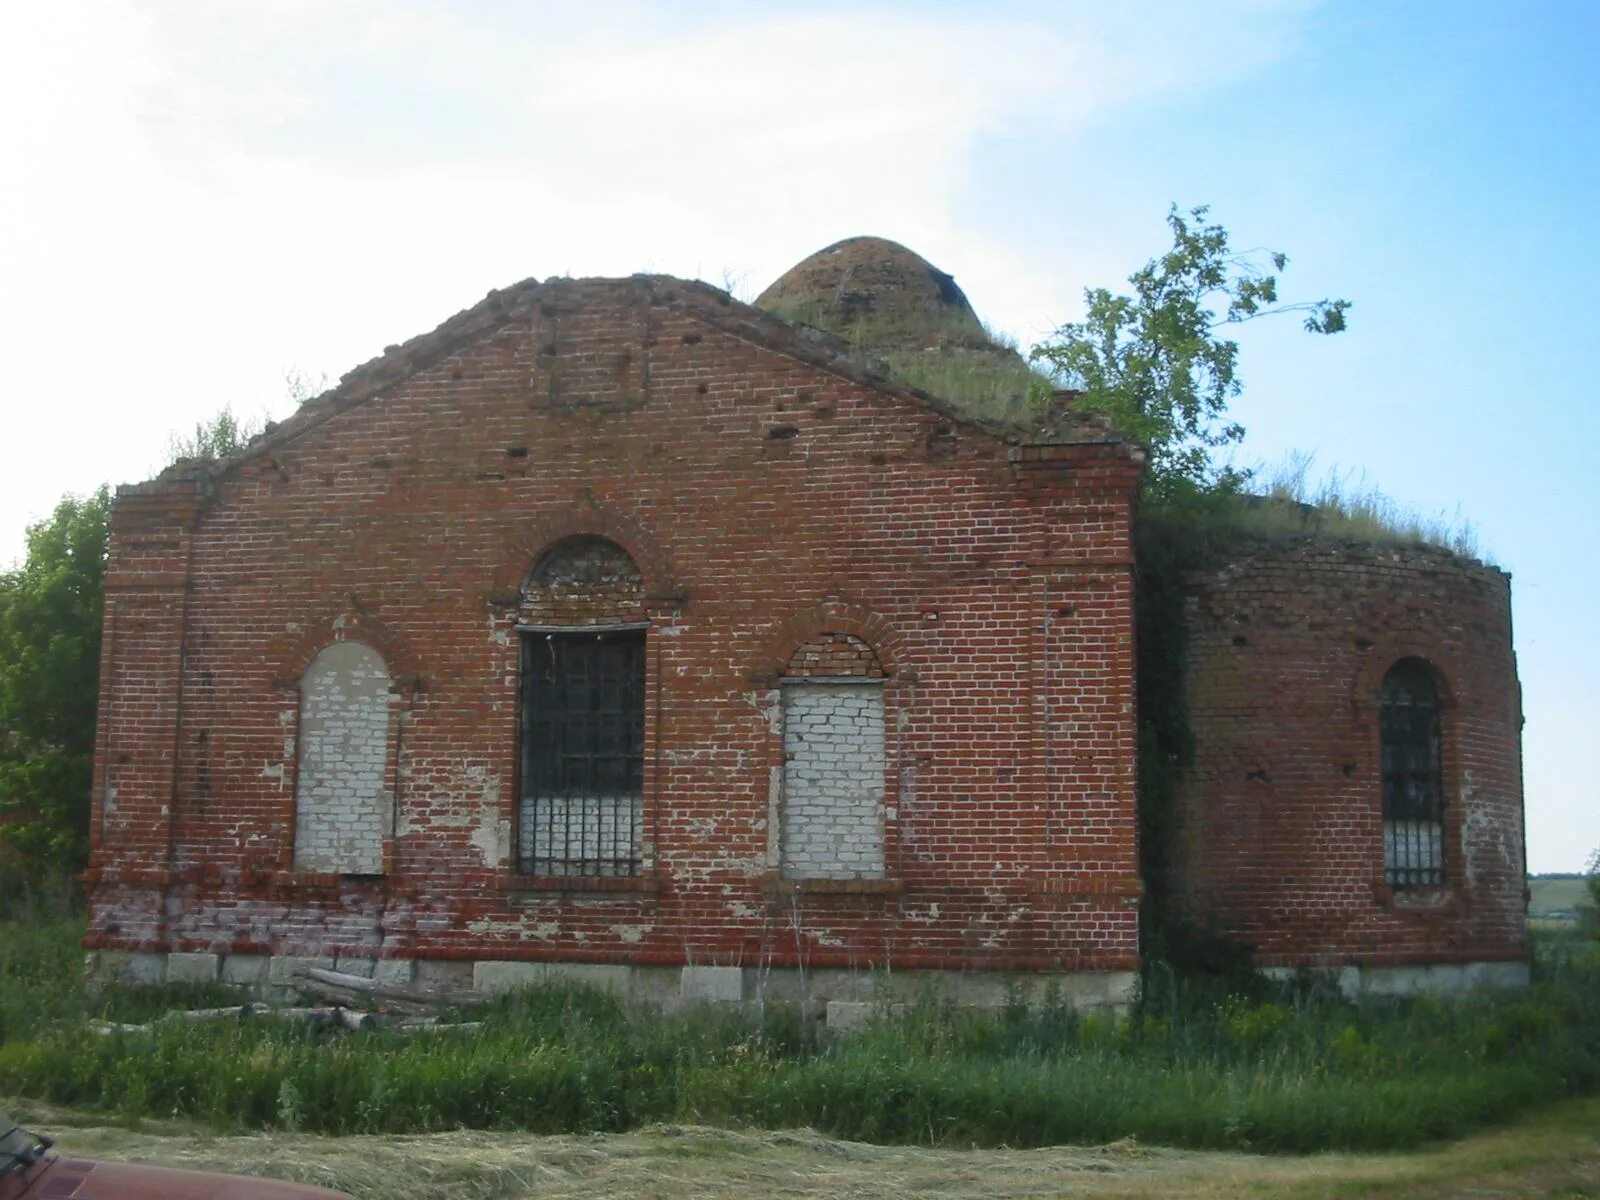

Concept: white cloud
[[0, 0, 1314, 560]]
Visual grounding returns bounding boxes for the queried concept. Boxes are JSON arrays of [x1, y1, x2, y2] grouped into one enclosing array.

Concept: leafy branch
[[1030, 205, 1349, 497]]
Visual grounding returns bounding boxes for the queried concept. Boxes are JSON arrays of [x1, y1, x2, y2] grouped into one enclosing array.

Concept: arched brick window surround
[[489, 507, 681, 609], [752, 599, 907, 685], [270, 608, 421, 693]]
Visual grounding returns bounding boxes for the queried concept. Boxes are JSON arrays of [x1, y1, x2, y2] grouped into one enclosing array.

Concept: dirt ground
[[7, 1096, 1597, 1200]]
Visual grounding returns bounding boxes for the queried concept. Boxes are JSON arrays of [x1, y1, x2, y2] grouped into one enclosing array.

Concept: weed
[[2, 921, 1595, 1151], [1233, 451, 1487, 559]]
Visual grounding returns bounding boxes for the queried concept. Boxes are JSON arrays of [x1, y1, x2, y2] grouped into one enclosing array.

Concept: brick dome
[[755, 236, 991, 351]]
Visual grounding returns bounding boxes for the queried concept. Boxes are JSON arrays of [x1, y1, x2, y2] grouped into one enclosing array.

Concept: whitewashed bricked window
[[294, 641, 391, 874], [780, 632, 886, 881]]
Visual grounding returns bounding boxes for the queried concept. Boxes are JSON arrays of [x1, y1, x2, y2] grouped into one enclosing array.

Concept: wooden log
[[167, 1005, 251, 1022], [88, 1006, 251, 1035], [89, 1020, 150, 1036], [87, 1005, 338, 1035], [269, 1007, 337, 1024], [299, 966, 481, 1013], [299, 974, 438, 1017], [391, 1019, 483, 1035], [303, 967, 386, 994]]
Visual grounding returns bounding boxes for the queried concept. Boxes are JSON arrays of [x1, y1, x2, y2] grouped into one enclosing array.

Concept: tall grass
[[875, 347, 1051, 424], [2, 923, 1595, 1151], [1231, 452, 1487, 560]]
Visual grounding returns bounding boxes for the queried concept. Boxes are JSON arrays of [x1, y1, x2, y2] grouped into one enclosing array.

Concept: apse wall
[[1167, 537, 1528, 992]]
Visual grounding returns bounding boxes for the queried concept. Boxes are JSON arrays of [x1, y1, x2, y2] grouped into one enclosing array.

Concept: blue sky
[[2, 1, 1594, 869]]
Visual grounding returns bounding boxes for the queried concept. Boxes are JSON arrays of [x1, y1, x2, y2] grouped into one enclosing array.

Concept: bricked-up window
[[781, 681, 886, 880], [294, 641, 390, 875], [780, 632, 887, 881], [1380, 658, 1445, 887], [519, 630, 645, 876]]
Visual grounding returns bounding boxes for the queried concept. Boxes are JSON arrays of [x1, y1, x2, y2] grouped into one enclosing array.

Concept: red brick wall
[[1168, 539, 1527, 968], [86, 277, 1145, 974]]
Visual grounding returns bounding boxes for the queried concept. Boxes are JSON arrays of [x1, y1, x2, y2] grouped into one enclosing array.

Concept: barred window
[[518, 628, 645, 877], [1380, 658, 1444, 887], [516, 534, 647, 878]]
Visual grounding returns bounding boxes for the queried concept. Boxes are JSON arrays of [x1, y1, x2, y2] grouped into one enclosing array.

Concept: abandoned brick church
[[84, 239, 1528, 1014]]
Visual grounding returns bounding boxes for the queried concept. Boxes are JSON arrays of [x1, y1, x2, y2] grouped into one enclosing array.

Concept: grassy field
[[1529, 875, 1596, 918], [6, 1094, 1597, 1200]]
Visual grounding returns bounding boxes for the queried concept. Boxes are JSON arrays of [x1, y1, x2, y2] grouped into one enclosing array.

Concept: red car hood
[[7, 1153, 352, 1200]]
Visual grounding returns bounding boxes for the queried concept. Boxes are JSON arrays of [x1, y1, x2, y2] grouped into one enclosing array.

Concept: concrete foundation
[[1259, 959, 1530, 997], [83, 951, 1139, 1016], [681, 965, 746, 1003], [89, 950, 167, 985], [165, 952, 220, 983], [220, 954, 270, 987], [373, 958, 416, 986]]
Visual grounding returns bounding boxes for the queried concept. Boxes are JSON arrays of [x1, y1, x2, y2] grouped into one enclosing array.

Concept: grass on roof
[[1155, 453, 1491, 563]]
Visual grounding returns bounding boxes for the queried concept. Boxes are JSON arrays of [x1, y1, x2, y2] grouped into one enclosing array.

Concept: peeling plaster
[[684, 816, 720, 840], [466, 917, 527, 937]]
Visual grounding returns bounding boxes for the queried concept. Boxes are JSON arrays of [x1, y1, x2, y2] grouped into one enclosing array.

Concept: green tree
[[1030, 205, 1349, 498], [1585, 848, 1600, 937], [0, 490, 109, 881], [0, 408, 260, 888]]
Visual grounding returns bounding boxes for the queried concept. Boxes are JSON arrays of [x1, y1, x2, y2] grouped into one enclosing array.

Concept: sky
[[2, 0, 1595, 871]]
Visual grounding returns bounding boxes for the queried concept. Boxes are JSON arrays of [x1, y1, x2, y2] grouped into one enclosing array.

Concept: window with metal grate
[[1380, 658, 1444, 887], [518, 629, 645, 877]]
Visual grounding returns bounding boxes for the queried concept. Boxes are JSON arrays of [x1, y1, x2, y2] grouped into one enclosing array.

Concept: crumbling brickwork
[[1168, 539, 1527, 975], [85, 274, 1146, 992]]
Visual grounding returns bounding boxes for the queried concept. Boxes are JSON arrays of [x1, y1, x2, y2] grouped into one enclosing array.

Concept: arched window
[[518, 536, 646, 877], [780, 632, 886, 881], [1380, 658, 1444, 887], [295, 641, 391, 874]]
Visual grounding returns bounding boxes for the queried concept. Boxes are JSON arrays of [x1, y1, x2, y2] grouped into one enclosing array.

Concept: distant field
[[1529, 876, 1595, 918]]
